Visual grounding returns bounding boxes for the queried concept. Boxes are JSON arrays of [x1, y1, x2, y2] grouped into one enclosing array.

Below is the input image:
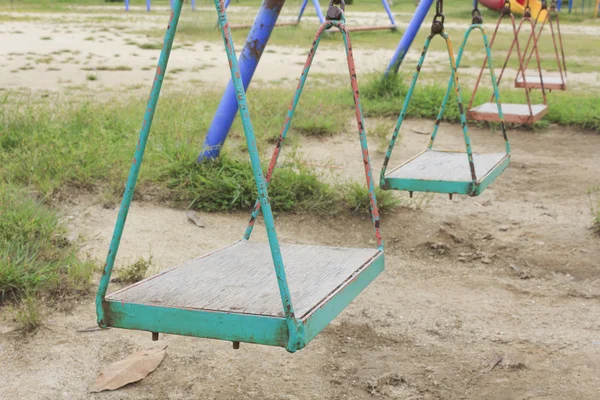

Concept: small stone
[[0, 324, 16, 334], [499, 225, 509, 232], [534, 240, 545, 246], [186, 210, 205, 228], [481, 257, 492, 264]]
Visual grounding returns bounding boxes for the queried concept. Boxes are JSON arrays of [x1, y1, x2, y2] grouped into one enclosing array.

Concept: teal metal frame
[[379, 22, 510, 197], [96, 0, 383, 353]]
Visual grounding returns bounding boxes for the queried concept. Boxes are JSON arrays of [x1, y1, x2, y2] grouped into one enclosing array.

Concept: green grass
[[0, 184, 94, 309], [343, 183, 401, 215], [164, 153, 340, 214], [114, 256, 153, 284]]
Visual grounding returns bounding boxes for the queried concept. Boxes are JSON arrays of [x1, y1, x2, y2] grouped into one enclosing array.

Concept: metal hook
[[326, 0, 345, 21]]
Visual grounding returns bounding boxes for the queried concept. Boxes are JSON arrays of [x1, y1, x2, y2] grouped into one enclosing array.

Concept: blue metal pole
[[146, 0, 151, 11], [569, 0, 573, 12], [225, 0, 232, 8], [198, 0, 286, 160], [385, 0, 434, 74], [311, 0, 326, 24], [297, 0, 309, 22], [192, 0, 196, 11], [557, 0, 562, 10], [381, 0, 397, 27], [125, 0, 129, 12]]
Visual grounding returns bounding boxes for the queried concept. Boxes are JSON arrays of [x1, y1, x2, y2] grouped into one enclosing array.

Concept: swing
[[380, 1, 510, 197], [515, 0, 567, 91], [468, 0, 548, 124], [96, 0, 384, 353]]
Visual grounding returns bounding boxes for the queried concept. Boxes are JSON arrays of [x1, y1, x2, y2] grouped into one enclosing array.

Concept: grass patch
[[114, 256, 153, 284], [343, 183, 401, 216], [86, 74, 97, 81], [95, 65, 133, 71], [164, 154, 340, 214], [0, 185, 94, 307], [137, 42, 162, 50]]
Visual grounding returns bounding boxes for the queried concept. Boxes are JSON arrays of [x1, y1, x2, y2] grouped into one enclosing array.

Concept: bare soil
[[1, 118, 599, 399]]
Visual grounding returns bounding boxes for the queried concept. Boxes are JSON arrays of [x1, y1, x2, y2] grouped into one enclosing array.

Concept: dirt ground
[[1, 8, 599, 92], [1, 118, 599, 399], [1, 5, 600, 400]]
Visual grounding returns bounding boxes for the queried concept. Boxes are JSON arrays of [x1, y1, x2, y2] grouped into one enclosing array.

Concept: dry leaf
[[89, 345, 167, 392]]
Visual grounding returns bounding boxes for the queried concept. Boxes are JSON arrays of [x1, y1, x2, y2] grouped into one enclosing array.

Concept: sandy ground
[[1, 7, 599, 93], [1, 118, 599, 399], [1, 5, 600, 400]]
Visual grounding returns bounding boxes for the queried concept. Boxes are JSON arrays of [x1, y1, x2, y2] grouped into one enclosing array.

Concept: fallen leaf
[[186, 210, 205, 228], [89, 345, 167, 392]]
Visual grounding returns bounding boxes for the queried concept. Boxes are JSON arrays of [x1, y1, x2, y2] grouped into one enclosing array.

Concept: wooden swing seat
[[468, 102, 548, 124], [105, 241, 384, 348], [383, 150, 510, 196], [515, 75, 566, 90]]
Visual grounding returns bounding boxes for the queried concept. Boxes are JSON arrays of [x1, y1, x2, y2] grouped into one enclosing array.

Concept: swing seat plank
[[515, 75, 566, 90], [104, 241, 384, 349], [468, 102, 548, 124], [383, 150, 510, 196]]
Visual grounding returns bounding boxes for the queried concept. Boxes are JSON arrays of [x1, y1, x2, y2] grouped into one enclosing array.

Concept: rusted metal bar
[[244, 4, 383, 249]]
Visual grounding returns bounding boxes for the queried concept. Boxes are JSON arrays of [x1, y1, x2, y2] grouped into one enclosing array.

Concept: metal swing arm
[[96, 3, 183, 328], [96, 0, 304, 351], [243, 8, 383, 250], [380, 14, 477, 187], [467, 2, 547, 124]]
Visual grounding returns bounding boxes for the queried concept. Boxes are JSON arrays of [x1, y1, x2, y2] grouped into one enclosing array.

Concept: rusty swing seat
[[96, 0, 384, 354], [467, 1, 548, 125], [513, 0, 567, 91]]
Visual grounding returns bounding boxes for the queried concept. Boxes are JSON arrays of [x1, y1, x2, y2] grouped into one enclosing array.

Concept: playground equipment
[[124, 0, 196, 11], [468, 0, 548, 124], [199, 0, 434, 160], [96, 0, 384, 353], [380, 0, 510, 197], [479, 0, 545, 19], [228, 0, 398, 31], [516, 0, 567, 91], [566, 0, 600, 13]]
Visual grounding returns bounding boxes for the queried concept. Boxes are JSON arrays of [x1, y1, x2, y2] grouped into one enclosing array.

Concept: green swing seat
[[380, 9, 511, 197], [96, 0, 384, 353]]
